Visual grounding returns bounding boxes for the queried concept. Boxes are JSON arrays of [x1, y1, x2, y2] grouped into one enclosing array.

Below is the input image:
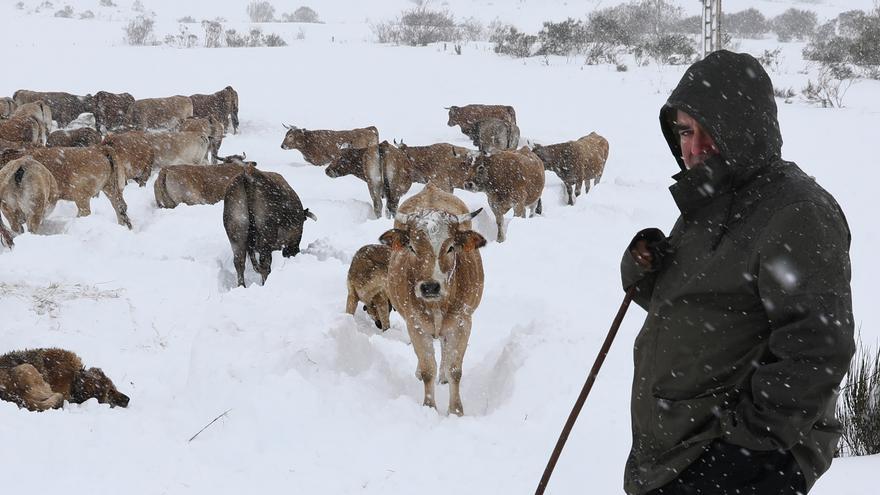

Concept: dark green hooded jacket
[[621, 50, 854, 494]]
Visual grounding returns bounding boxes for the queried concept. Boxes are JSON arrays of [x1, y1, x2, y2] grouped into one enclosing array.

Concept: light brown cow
[[101, 131, 154, 187], [0, 113, 42, 144], [11, 101, 52, 144], [532, 132, 609, 205], [464, 147, 544, 242], [472, 117, 520, 153], [103, 130, 210, 187], [125, 95, 194, 130], [377, 140, 475, 217], [179, 116, 225, 163], [190, 86, 239, 134], [325, 144, 384, 219], [446, 104, 517, 137], [13, 90, 94, 128], [94, 91, 135, 132], [0, 97, 16, 119], [47, 127, 102, 148], [280, 125, 379, 166], [379, 183, 486, 415], [154, 155, 254, 208], [9, 147, 131, 228], [346, 244, 393, 331], [0, 156, 59, 234]]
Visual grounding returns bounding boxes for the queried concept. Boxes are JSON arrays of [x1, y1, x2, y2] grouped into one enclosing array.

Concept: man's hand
[[627, 228, 670, 272]]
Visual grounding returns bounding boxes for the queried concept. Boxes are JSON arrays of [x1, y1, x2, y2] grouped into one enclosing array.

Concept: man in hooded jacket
[[621, 50, 854, 494]]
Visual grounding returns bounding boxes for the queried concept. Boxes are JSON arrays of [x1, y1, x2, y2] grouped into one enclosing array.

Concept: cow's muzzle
[[418, 280, 442, 300], [464, 181, 477, 192]]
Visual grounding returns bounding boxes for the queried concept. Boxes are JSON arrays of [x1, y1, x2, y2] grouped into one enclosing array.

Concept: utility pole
[[701, 0, 722, 59]]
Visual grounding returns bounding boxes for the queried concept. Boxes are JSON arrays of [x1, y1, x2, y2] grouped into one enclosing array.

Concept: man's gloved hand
[[628, 228, 671, 272]]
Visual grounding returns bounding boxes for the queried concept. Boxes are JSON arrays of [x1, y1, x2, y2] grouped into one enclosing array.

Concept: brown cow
[[190, 86, 239, 134], [223, 165, 317, 287], [154, 154, 254, 208], [93, 91, 135, 132], [0, 348, 129, 411], [346, 244, 393, 331], [464, 147, 544, 242], [377, 141, 476, 217], [0, 97, 16, 119], [280, 125, 379, 166], [446, 104, 516, 137], [4, 147, 132, 228], [47, 127, 102, 147], [179, 116, 225, 163], [103, 130, 210, 187], [325, 144, 385, 219], [0, 113, 42, 144], [11, 101, 52, 144], [125, 95, 194, 130], [13, 90, 94, 128], [379, 183, 486, 415], [0, 156, 59, 234], [532, 132, 609, 205]]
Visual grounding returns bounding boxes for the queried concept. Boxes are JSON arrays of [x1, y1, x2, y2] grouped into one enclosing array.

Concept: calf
[[280, 125, 379, 166], [190, 86, 239, 134], [47, 127, 102, 148], [13, 90, 94, 128], [464, 147, 544, 242], [533, 132, 609, 205], [93, 91, 135, 132], [11, 147, 131, 228], [125, 95, 194, 130], [154, 155, 254, 208], [346, 244, 393, 331], [223, 166, 317, 286], [0, 156, 59, 234], [0, 348, 129, 411], [380, 183, 486, 415]]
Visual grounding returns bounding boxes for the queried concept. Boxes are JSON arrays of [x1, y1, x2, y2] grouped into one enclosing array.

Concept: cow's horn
[[394, 212, 410, 224], [457, 208, 483, 223], [240, 152, 246, 159], [443, 107, 450, 110], [282, 123, 291, 129]]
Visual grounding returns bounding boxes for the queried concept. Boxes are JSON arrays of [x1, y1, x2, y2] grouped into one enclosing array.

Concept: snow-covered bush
[[535, 18, 587, 56], [202, 19, 223, 47], [165, 24, 198, 48], [178, 15, 196, 23], [132, 0, 145, 13], [99, 0, 115, 6], [805, 9, 880, 69], [282, 6, 319, 23], [247, 1, 275, 23], [370, 6, 460, 46], [837, 335, 880, 457], [124, 15, 154, 45], [724, 8, 770, 39], [772, 8, 818, 42], [801, 64, 856, 108], [54, 5, 73, 18], [635, 34, 696, 65], [80, 9, 94, 19], [490, 24, 536, 58]]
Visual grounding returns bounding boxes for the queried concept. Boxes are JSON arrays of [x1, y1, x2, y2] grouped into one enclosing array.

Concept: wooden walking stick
[[535, 285, 637, 494]]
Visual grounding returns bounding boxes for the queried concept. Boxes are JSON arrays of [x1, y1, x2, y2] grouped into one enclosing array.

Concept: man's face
[[673, 110, 719, 169]]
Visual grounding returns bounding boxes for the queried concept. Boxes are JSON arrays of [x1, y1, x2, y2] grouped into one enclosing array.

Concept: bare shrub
[[536, 18, 587, 56], [773, 86, 796, 104], [165, 24, 198, 48], [202, 19, 223, 48], [226, 29, 247, 47], [80, 9, 94, 19], [15, 2, 24, 9], [801, 64, 857, 108], [371, 6, 460, 46], [178, 15, 196, 23], [99, 0, 115, 6], [772, 8, 818, 42], [247, 1, 275, 23], [757, 47, 783, 73], [837, 334, 880, 457], [805, 9, 880, 69], [490, 24, 536, 58], [458, 17, 485, 41], [54, 5, 73, 17], [132, 0, 144, 13], [223, 27, 286, 47], [124, 15, 154, 45], [264, 33, 287, 46], [635, 34, 696, 65], [724, 8, 770, 39]]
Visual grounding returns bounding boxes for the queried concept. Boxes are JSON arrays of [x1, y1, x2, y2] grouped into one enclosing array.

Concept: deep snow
[[1, 1, 878, 494]]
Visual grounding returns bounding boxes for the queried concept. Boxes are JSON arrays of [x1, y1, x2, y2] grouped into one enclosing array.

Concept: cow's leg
[[101, 182, 132, 229], [565, 181, 575, 205], [345, 286, 358, 315], [26, 205, 45, 234], [438, 335, 449, 384], [1, 206, 23, 234], [583, 178, 592, 195], [513, 203, 526, 218], [442, 317, 472, 416], [73, 196, 92, 217], [407, 318, 437, 410], [232, 244, 247, 287], [368, 183, 383, 220], [529, 198, 542, 218], [256, 247, 273, 285], [490, 202, 507, 243], [9, 364, 64, 411]]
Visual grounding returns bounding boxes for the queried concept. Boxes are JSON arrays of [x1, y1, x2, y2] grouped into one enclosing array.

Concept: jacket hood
[[660, 50, 782, 181]]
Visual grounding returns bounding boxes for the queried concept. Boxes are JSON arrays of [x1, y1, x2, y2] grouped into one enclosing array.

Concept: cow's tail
[[243, 166, 258, 255], [13, 163, 26, 186], [154, 168, 172, 208], [102, 145, 127, 194], [304, 208, 317, 222]]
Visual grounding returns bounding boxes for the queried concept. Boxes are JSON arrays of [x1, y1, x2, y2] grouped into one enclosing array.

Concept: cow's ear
[[380, 229, 409, 251], [455, 231, 487, 252]]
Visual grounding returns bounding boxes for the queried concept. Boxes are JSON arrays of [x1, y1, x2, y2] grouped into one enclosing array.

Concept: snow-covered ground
[[1, 1, 878, 493]]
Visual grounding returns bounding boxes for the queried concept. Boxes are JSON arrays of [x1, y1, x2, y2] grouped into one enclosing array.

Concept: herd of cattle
[[0, 90, 610, 415]]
